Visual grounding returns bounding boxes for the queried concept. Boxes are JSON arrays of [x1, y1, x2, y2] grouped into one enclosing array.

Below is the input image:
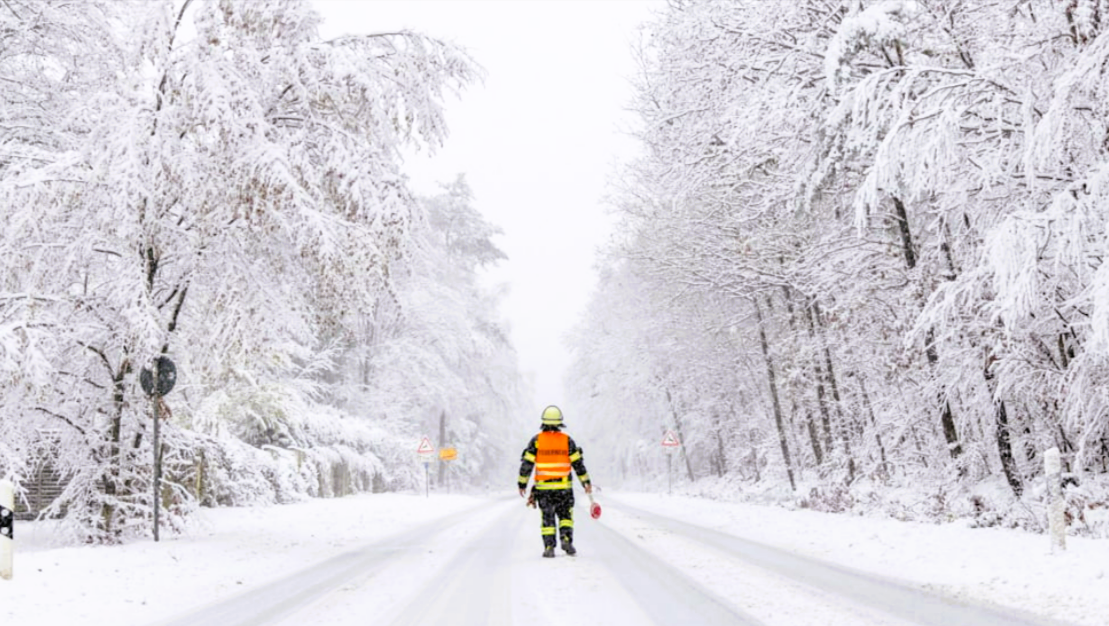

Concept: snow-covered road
[[147, 495, 1075, 626]]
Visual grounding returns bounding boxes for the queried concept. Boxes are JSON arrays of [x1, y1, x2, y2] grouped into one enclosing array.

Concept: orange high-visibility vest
[[535, 431, 572, 481]]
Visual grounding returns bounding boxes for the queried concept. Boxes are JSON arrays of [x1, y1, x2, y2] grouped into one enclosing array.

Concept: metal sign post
[[661, 430, 681, 496], [667, 452, 672, 496], [438, 447, 457, 494], [417, 436, 435, 497], [141, 356, 177, 542]]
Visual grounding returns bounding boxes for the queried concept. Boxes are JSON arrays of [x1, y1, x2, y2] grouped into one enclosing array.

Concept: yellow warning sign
[[439, 447, 457, 461]]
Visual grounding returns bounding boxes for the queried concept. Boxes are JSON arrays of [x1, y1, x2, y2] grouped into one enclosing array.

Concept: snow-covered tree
[[355, 176, 525, 488], [0, 0, 495, 541], [574, 0, 1109, 528]]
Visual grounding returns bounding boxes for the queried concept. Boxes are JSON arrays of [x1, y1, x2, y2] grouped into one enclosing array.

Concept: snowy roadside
[[3, 489, 1107, 626], [0, 492, 487, 626], [611, 492, 1109, 626]]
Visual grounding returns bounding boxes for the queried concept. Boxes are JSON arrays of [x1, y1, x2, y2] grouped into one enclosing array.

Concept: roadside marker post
[[1045, 447, 1066, 552], [1, 479, 13, 580]]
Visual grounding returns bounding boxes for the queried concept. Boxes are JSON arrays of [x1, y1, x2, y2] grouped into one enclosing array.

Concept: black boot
[[562, 542, 576, 556], [542, 546, 555, 558]]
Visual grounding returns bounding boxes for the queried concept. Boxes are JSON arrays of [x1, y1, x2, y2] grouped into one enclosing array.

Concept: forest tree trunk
[[813, 303, 856, 483], [984, 359, 1023, 496], [102, 365, 128, 537], [806, 413, 823, 465], [894, 197, 962, 460], [926, 333, 962, 458], [805, 307, 835, 458], [664, 387, 696, 482], [755, 297, 795, 490], [711, 408, 727, 478], [782, 285, 820, 471], [859, 376, 890, 480], [995, 400, 1023, 496]]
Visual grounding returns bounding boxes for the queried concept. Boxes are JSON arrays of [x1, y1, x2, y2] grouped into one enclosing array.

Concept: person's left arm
[[568, 437, 592, 493]]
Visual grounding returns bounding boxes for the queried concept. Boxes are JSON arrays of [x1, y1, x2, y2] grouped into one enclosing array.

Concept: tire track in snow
[[381, 499, 521, 626], [609, 499, 1077, 626], [380, 497, 757, 625], [584, 512, 765, 625], [147, 498, 497, 626]]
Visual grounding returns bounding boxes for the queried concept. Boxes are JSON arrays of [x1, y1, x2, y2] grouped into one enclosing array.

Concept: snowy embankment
[[1, 491, 1106, 626]]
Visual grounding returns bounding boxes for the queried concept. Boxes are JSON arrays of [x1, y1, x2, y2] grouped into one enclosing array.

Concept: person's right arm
[[517, 435, 538, 495]]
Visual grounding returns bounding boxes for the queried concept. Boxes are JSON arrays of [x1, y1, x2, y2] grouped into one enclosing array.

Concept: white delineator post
[[1045, 447, 1066, 553], [1, 479, 13, 579]]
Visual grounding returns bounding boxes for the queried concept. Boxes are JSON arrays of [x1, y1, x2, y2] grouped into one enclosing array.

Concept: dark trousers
[[535, 489, 575, 548]]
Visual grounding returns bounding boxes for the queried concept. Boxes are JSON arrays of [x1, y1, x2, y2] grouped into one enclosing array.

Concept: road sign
[[439, 447, 457, 461], [417, 436, 435, 455], [661, 430, 681, 448], [140, 356, 177, 397], [140, 356, 176, 543]]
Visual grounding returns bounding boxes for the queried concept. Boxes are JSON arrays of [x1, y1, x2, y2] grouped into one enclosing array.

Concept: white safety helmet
[[541, 405, 563, 427]]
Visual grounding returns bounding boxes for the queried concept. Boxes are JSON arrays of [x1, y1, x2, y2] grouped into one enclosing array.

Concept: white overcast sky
[[315, 0, 662, 409]]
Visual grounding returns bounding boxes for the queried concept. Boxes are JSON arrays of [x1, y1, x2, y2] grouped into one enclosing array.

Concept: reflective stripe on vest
[[535, 431, 571, 481]]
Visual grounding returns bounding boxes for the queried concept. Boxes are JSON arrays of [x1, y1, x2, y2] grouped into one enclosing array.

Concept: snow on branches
[[0, 0, 502, 541], [583, 0, 1109, 526]]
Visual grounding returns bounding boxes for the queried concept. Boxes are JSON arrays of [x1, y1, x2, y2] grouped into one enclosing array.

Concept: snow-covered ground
[[614, 492, 1108, 626], [2, 493, 483, 625], [1, 491, 1106, 625]]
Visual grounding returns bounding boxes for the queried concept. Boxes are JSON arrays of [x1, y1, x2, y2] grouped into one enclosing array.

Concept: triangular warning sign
[[661, 430, 681, 447], [417, 436, 435, 454]]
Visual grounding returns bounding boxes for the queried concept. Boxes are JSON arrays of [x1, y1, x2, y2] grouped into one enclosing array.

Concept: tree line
[[569, 0, 1109, 529], [0, 0, 524, 542]]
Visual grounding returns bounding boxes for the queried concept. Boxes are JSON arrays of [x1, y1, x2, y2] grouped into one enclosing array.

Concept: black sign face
[[0, 504, 12, 539], [140, 356, 177, 397]]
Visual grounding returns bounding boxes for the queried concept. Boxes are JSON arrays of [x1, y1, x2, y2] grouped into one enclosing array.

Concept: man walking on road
[[518, 405, 592, 558]]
